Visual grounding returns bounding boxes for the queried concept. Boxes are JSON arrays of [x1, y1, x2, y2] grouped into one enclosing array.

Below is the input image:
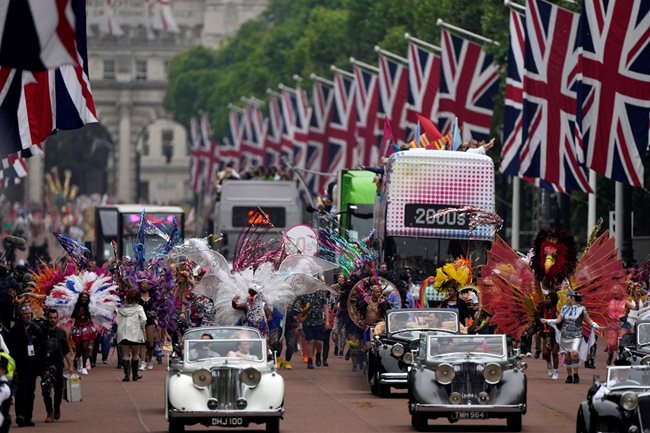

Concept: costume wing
[[479, 236, 538, 339], [572, 231, 626, 329], [175, 238, 230, 298], [45, 274, 83, 327], [86, 273, 120, 333]]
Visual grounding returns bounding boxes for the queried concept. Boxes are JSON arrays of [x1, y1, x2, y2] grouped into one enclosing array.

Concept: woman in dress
[[71, 292, 97, 375]]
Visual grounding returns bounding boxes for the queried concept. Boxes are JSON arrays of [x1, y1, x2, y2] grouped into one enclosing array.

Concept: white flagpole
[[511, 177, 521, 251], [309, 73, 334, 86], [349, 57, 380, 73], [504, 0, 526, 13], [615, 181, 623, 257], [436, 18, 500, 46], [587, 170, 597, 238], [404, 33, 441, 52], [330, 65, 355, 78], [374, 46, 408, 64]]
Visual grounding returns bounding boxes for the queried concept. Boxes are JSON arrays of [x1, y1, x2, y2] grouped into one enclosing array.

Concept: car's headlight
[[641, 355, 650, 366], [620, 392, 638, 411], [192, 369, 211, 388], [483, 363, 503, 384], [435, 363, 455, 385], [241, 368, 261, 387], [403, 352, 413, 365], [391, 343, 405, 358]]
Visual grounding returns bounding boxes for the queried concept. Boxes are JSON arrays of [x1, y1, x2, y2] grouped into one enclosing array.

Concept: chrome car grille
[[638, 396, 650, 431], [450, 363, 487, 403], [210, 367, 243, 409]]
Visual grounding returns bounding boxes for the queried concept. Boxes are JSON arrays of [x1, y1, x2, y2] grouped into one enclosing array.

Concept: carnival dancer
[[539, 291, 560, 379], [604, 285, 638, 365], [232, 286, 273, 335], [541, 289, 600, 384], [138, 278, 160, 371]]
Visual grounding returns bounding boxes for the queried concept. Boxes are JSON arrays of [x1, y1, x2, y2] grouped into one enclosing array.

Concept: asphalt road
[[24, 344, 611, 433]]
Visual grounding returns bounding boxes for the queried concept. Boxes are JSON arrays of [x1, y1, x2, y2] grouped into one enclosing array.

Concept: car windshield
[[638, 323, 650, 346], [427, 335, 505, 358], [606, 366, 650, 389], [185, 338, 265, 363], [388, 310, 459, 333], [183, 328, 261, 342]]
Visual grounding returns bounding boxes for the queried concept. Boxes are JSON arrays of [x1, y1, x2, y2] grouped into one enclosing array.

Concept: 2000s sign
[[404, 204, 468, 229]]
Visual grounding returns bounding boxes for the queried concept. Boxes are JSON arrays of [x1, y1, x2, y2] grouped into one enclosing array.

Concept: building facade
[[29, 0, 268, 205]]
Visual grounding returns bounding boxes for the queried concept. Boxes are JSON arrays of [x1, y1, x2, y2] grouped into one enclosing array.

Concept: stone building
[[27, 0, 268, 205]]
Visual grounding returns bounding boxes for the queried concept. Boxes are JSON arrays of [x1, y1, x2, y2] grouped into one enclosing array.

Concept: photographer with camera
[[0, 263, 20, 335]]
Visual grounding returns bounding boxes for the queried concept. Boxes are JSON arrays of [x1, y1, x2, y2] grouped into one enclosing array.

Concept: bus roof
[[95, 204, 184, 214]]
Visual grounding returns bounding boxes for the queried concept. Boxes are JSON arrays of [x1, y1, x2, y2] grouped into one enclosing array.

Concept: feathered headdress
[[531, 228, 578, 288], [433, 258, 472, 290]]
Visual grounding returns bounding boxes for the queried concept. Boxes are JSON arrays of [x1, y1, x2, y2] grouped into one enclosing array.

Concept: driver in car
[[189, 334, 221, 360], [593, 366, 641, 401]]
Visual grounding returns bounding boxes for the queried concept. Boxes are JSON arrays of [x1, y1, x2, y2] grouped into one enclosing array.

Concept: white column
[[511, 177, 520, 251], [26, 155, 44, 207], [587, 170, 597, 239], [117, 98, 133, 202], [615, 181, 623, 257]]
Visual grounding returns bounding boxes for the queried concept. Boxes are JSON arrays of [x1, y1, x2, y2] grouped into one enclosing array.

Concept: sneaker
[[551, 370, 559, 380], [334, 347, 339, 357], [284, 361, 292, 370], [103, 359, 110, 365], [81, 368, 89, 375], [24, 420, 36, 427], [573, 373, 580, 384], [86, 359, 92, 370], [53, 409, 61, 420], [147, 361, 154, 370], [323, 360, 329, 367], [45, 415, 54, 423], [302, 355, 308, 364], [307, 358, 314, 369], [315, 353, 322, 367], [565, 375, 573, 384], [525, 352, 532, 358], [139, 361, 146, 371], [276, 359, 284, 369], [547, 362, 553, 377]]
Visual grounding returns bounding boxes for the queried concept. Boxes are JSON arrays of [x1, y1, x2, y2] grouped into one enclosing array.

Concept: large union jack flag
[[378, 54, 408, 144], [520, 0, 591, 193], [308, 79, 333, 194], [323, 70, 356, 191], [353, 64, 380, 166], [438, 30, 500, 143], [226, 106, 244, 171], [264, 94, 282, 167], [279, 88, 296, 165], [189, 114, 219, 193], [407, 41, 441, 133], [500, 9, 525, 176], [576, 0, 650, 188], [241, 98, 266, 171], [292, 87, 312, 171], [0, 0, 96, 160]]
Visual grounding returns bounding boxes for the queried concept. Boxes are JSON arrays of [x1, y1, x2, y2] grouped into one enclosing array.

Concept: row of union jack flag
[[501, 0, 650, 192], [191, 27, 502, 195]]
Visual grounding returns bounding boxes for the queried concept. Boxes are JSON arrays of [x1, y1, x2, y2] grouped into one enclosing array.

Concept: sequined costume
[[558, 303, 587, 353]]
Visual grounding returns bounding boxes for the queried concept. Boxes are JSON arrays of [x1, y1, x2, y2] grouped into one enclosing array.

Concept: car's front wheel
[[507, 413, 522, 432], [411, 412, 427, 431], [266, 417, 280, 433], [168, 418, 184, 433]]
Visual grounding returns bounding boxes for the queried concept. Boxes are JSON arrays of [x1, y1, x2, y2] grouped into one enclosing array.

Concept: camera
[[3, 235, 26, 251]]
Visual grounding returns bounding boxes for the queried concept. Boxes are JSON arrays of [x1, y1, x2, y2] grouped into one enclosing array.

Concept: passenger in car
[[227, 340, 258, 360]]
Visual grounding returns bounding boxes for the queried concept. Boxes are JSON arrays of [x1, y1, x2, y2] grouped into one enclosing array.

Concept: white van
[[213, 180, 303, 259]]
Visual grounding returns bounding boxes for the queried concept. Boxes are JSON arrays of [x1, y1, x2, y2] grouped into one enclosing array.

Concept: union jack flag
[[226, 106, 244, 171], [241, 99, 266, 171], [279, 88, 296, 165], [99, 0, 124, 37], [292, 87, 312, 171], [406, 42, 440, 133], [189, 114, 219, 193], [378, 54, 408, 144], [0, 0, 96, 159], [323, 70, 356, 189], [520, 0, 591, 193], [353, 64, 380, 166], [500, 9, 525, 177], [0, 0, 78, 71], [576, 0, 650, 188], [308, 79, 333, 194], [438, 29, 500, 142], [264, 94, 283, 168], [0, 147, 32, 188]]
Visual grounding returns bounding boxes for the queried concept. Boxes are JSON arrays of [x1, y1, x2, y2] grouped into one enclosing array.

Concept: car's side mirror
[[169, 357, 183, 372], [173, 343, 183, 356]]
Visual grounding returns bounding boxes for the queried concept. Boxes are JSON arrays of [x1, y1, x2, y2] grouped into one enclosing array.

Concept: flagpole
[[404, 33, 441, 52], [587, 170, 597, 238], [615, 181, 623, 257], [349, 57, 380, 73], [227, 103, 244, 113], [503, 0, 526, 14], [435, 18, 500, 46], [511, 177, 521, 251], [330, 65, 355, 78], [266, 88, 281, 97], [278, 83, 297, 93], [374, 46, 408, 64], [309, 73, 334, 86], [241, 96, 263, 107]]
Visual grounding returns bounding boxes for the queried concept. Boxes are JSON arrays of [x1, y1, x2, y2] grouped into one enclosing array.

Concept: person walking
[[297, 290, 328, 369], [41, 309, 70, 423], [116, 289, 146, 382], [71, 292, 97, 375], [7, 305, 42, 427], [541, 289, 600, 384]]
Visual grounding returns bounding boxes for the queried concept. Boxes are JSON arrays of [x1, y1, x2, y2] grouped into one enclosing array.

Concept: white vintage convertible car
[[165, 326, 284, 433]]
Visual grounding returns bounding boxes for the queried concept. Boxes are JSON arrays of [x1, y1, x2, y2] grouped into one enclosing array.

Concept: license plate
[[211, 417, 244, 426], [452, 411, 487, 420]]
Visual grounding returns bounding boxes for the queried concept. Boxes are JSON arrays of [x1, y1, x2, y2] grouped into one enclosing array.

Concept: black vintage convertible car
[[367, 309, 460, 397], [576, 365, 650, 433], [408, 334, 527, 432], [617, 320, 650, 366]]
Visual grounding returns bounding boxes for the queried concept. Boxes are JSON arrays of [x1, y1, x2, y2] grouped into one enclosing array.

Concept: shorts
[[302, 324, 325, 342]]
